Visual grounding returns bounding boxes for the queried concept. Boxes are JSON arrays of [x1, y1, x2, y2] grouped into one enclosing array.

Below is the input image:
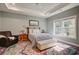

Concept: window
[[53, 16, 76, 39]]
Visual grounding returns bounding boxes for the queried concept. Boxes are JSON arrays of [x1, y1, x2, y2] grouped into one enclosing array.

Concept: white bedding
[[28, 33, 53, 48]]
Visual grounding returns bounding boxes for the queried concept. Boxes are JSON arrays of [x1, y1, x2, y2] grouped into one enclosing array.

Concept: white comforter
[[28, 33, 53, 48]]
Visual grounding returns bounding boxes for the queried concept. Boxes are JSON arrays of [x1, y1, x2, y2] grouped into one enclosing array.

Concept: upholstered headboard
[[27, 27, 40, 34]]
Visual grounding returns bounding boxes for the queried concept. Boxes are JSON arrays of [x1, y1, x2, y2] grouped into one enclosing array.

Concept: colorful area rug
[[0, 41, 77, 55], [22, 43, 77, 55], [0, 47, 6, 55]]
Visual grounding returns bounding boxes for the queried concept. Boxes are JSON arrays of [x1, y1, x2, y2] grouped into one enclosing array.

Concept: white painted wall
[[1, 12, 47, 35]]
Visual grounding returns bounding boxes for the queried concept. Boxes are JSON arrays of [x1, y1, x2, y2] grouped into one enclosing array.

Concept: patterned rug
[[0, 47, 6, 55], [0, 41, 77, 55], [22, 43, 77, 55], [3, 41, 28, 55]]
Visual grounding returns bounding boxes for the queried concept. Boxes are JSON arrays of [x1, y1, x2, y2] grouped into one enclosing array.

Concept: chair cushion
[[8, 37, 15, 40], [0, 35, 6, 38]]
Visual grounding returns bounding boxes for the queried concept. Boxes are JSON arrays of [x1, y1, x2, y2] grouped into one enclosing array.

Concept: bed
[[27, 27, 56, 50]]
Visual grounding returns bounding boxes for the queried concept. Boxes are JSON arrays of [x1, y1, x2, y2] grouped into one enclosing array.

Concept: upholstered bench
[[37, 39, 56, 50]]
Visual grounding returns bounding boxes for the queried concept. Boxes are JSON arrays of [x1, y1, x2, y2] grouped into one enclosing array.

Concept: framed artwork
[[29, 20, 39, 26]]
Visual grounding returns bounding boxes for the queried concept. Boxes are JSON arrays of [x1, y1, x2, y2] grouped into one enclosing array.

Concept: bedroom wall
[[0, 12, 2, 31], [47, 6, 79, 44], [1, 12, 47, 35]]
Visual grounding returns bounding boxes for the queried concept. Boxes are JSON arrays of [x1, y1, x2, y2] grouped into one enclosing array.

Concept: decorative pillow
[[33, 29, 40, 34], [0, 35, 6, 38], [8, 37, 15, 40]]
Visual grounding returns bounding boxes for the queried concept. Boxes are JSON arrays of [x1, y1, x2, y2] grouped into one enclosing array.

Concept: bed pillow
[[33, 29, 40, 34], [0, 35, 6, 38], [29, 29, 40, 34], [29, 29, 34, 34]]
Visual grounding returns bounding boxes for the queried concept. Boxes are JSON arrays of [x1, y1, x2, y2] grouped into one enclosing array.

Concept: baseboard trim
[[58, 40, 79, 47]]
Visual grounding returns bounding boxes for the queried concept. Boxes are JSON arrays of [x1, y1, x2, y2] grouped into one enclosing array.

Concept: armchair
[[0, 31, 18, 47]]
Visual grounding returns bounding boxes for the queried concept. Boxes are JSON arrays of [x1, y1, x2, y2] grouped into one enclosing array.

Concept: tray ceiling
[[0, 3, 79, 18]]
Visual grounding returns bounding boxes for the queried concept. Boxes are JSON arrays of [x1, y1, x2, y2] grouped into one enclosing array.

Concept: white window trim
[[53, 15, 77, 39]]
